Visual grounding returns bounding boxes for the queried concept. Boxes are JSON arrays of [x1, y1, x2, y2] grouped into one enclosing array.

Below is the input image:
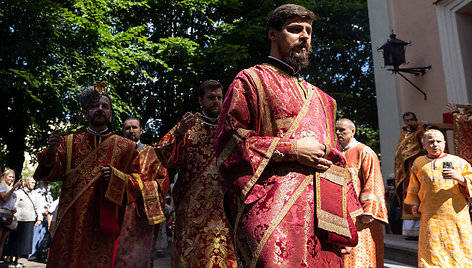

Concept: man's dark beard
[[285, 47, 311, 71], [88, 114, 109, 128], [127, 134, 139, 142]]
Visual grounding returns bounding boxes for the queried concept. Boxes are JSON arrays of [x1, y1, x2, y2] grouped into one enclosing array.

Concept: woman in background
[[0, 169, 21, 257], [4, 177, 43, 265]]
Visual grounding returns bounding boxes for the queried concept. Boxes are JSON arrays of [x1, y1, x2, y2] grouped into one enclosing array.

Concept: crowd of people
[[0, 170, 59, 267], [1, 3, 471, 268]]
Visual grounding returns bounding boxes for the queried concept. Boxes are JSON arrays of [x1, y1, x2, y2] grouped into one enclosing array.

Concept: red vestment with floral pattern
[[156, 115, 237, 268], [115, 144, 169, 268], [215, 62, 362, 267], [34, 131, 142, 268]]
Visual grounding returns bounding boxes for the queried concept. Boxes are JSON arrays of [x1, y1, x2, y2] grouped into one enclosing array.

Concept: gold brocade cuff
[[271, 139, 296, 162], [105, 166, 128, 206]]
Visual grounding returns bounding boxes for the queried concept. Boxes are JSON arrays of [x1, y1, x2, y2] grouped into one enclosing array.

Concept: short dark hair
[[266, 4, 315, 33], [124, 117, 142, 128], [199, 80, 223, 98], [402, 112, 417, 120]]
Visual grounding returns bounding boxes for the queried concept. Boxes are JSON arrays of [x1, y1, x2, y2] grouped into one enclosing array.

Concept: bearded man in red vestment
[[155, 80, 237, 267], [336, 118, 388, 268], [215, 4, 362, 267], [34, 84, 143, 268], [115, 117, 169, 268]]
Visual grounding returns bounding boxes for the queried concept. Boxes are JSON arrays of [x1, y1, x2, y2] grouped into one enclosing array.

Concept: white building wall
[[367, 0, 401, 181]]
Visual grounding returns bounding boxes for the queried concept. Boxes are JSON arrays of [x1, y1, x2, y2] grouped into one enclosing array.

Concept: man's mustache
[[293, 41, 311, 51]]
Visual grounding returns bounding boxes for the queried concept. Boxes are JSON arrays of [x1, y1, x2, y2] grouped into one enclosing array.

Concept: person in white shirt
[[4, 177, 43, 265], [29, 181, 52, 261], [0, 169, 22, 258]]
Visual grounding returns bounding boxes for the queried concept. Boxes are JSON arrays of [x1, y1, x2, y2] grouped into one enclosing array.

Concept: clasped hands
[[296, 138, 355, 255], [295, 138, 331, 171]]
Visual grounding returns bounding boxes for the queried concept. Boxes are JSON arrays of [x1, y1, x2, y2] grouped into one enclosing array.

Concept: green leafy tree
[[308, 0, 379, 152], [1, 0, 379, 176], [0, 0, 167, 176]]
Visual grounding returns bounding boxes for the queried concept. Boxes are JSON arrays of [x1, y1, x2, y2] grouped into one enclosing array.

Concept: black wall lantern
[[378, 33, 431, 100]]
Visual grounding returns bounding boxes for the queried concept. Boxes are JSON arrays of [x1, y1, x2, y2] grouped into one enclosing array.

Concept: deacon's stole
[[139, 145, 169, 225], [156, 117, 237, 267], [216, 64, 361, 266], [34, 131, 142, 268]]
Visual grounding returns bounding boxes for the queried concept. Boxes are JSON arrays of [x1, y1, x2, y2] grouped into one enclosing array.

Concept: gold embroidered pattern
[[313, 87, 332, 147], [299, 130, 318, 139], [273, 117, 295, 130], [250, 174, 314, 268], [321, 165, 348, 185], [66, 134, 73, 173], [105, 166, 128, 205], [454, 114, 460, 153], [317, 208, 351, 238], [242, 137, 281, 196], [142, 181, 166, 225], [158, 119, 237, 266], [239, 69, 316, 266], [360, 193, 386, 205], [315, 171, 351, 238]]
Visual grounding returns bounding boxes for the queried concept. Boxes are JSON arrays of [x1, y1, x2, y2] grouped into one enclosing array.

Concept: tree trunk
[[6, 118, 27, 179]]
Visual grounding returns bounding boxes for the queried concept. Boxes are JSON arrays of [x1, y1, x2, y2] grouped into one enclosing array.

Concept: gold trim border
[[250, 174, 313, 268]]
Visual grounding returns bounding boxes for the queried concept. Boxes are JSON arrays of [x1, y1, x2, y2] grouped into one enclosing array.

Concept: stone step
[[384, 234, 418, 266]]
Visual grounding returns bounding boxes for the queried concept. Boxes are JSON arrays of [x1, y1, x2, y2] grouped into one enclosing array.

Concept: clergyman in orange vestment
[[336, 119, 388, 268]]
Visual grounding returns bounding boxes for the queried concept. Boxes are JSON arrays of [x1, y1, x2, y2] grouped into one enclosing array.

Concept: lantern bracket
[[387, 66, 432, 100], [378, 32, 431, 100]]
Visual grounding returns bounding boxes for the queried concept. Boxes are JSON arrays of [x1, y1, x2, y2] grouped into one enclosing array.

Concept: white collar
[[201, 111, 219, 124], [341, 138, 360, 152], [88, 127, 109, 135], [136, 140, 145, 150]]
